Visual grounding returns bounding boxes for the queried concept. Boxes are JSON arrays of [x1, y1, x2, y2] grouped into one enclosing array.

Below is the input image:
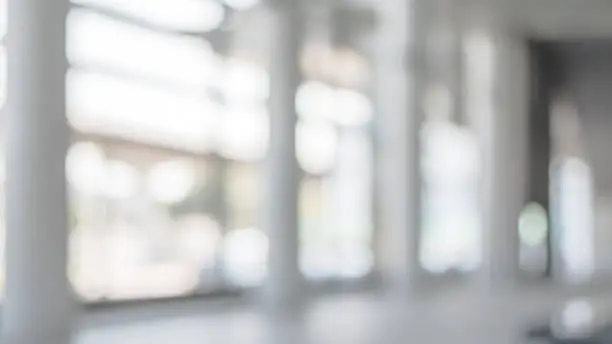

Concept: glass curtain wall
[[0, 0, 376, 301], [66, 0, 274, 300]]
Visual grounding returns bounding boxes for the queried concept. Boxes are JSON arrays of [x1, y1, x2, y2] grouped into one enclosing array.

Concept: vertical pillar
[[374, 0, 427, 293], [3, 0, 74, 343], [481, 28, 529, 289], [264, 0, 303, 310]]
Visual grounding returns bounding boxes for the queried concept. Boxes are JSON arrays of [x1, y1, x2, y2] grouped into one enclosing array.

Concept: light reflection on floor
[[75, 285, 608, 344]]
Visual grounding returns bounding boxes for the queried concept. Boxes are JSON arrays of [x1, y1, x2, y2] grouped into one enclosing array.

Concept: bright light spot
[[558, 157, 595, 282], [66, 142, 106, 195], [147, 160, 196, 204], [70, 0, 225, 32], [421, 224, 481, 275], [297, 120, 338, 174], [420, 121, 482, 272], [296, 82, 372, 126], [335, 89, 373, 126], [518, 203, 548, 247], [553, 299, 594, 339], [337, 248, 374, 279], [223, 227, 268, 287], [296, 81, 336, 121], [223, 0, 260, 10], [421, 121, 480, 184], [421, 249, 450, 274], [217, 106, 269, 161], [104, 160, 139, 199], [67, 70, 219, 152], [67, 10, 221, 87], [222, 58, 270, 104]]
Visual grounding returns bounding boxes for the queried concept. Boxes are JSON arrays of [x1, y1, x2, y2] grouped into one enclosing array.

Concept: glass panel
[[327, 129, 374, 278], [223, 226, 267, 288], [296, 119, 338, 175], [420, 121, 482, 273], [296, 81, 372, 127], [296, 81, 337, 122], [67, 70, 219, 152], [555, 158, 595, 282], [0, 0, 5, 39], [221, 58, 270, 105], [224, 163, 266, 287], [301, 128, 374, 280], [68, 142, 224, 300], [67, 9, 220, 88], [300, 178, 328, 279], [217, 105, 269, 162], [71, 0, 225, 32], [334, 89, 373, 126]]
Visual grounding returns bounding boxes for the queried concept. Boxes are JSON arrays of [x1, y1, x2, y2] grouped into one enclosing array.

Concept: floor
[[74, 285, 611, 344]]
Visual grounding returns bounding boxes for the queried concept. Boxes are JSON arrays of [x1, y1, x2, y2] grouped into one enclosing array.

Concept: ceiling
[[462, 0, 612, 40]]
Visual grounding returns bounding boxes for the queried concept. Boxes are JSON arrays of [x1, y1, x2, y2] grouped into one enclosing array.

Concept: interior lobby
[[3, 0, 612, 343]]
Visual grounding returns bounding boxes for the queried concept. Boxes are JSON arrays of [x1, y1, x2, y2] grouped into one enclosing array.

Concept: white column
[[481, 28, 529, 289], [374, 0, 427, 293], [3, 0, 74, 343], [264, 0, 303, 310]]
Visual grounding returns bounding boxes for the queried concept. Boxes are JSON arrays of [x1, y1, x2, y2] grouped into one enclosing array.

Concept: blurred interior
[[3, 0, 612, 343]]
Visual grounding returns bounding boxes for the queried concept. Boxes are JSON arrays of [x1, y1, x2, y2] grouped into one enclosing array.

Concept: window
[[550, 96, 595, 283], [310, 128, 374, 279], [554, 158, 595, 283], [66, 0, 272, 300], [67, 70, 220, 152], [224, 162, 265, 287], [420, 121, 482, 274], [67, 10, 221, 88], [296, 67, 375, 280], [0, 1, 377, 300], [68, 142, 227, 300], [71, 0, 226, 32]]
